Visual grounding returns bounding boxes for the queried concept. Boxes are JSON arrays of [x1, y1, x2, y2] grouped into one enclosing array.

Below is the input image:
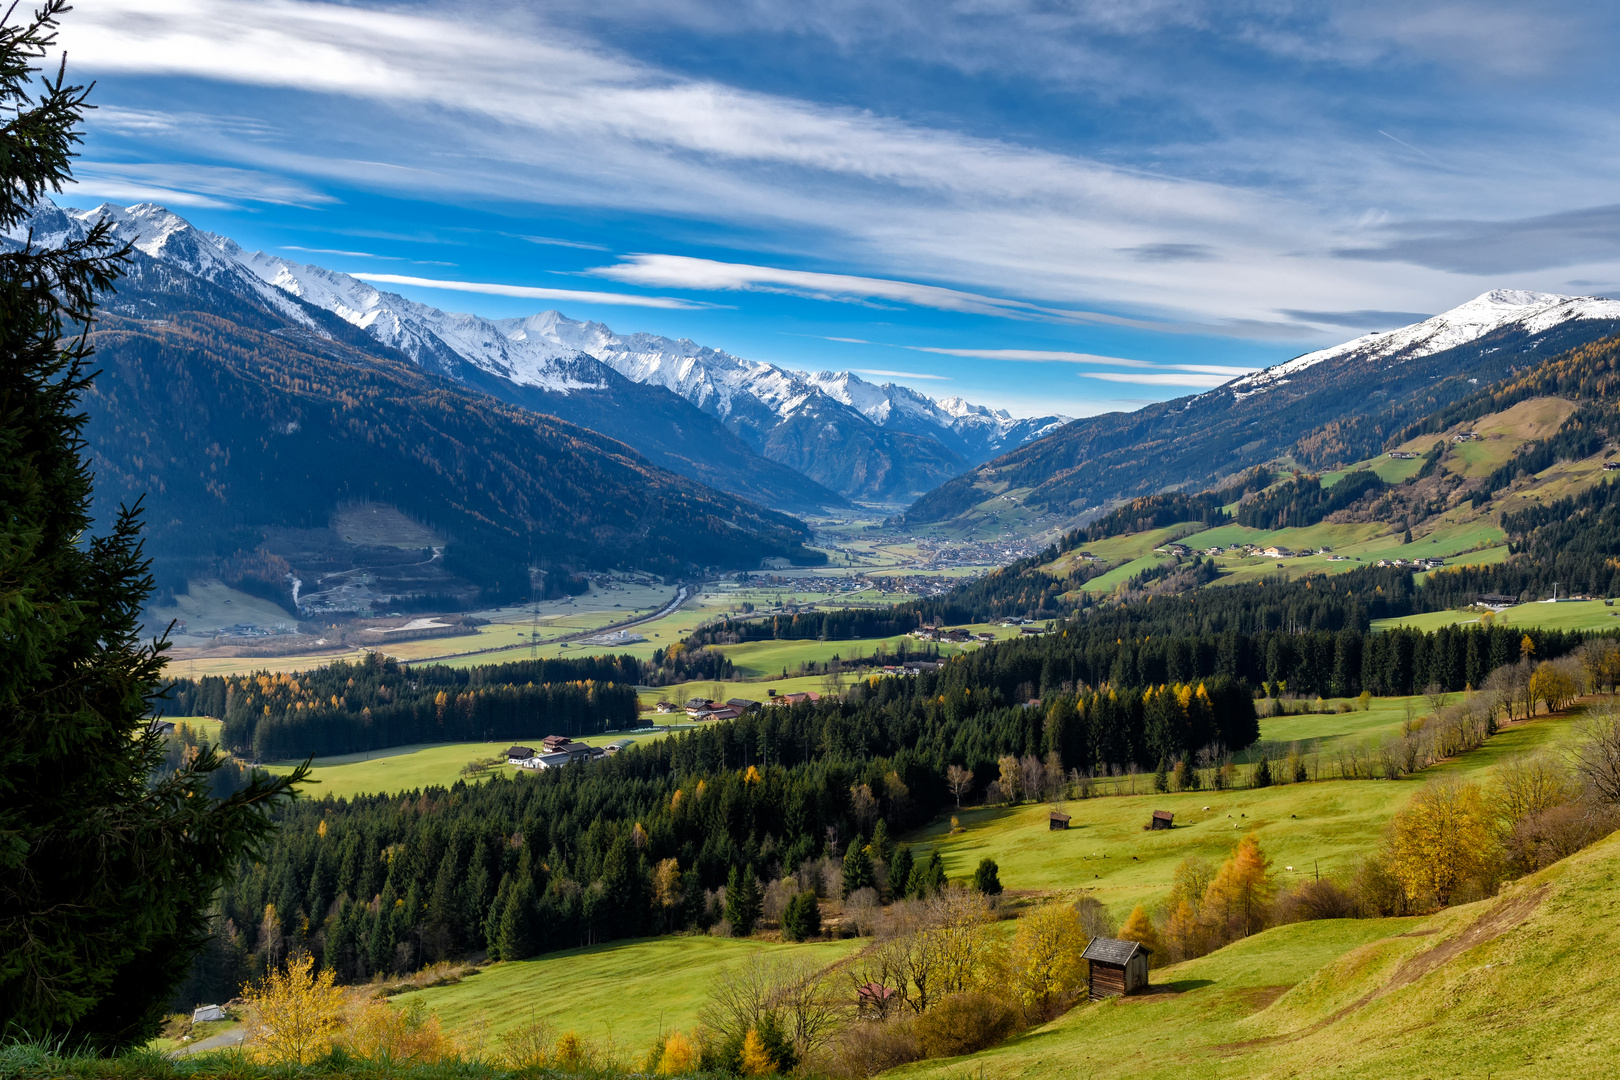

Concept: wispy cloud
[[852, 368, 950, 380], [589, 254, 1165, 326], [352, 272, 723, 309], [54, 0, 1620, 338], [1082, 371, 1235, 387], [72, 161, 336, 206], [517, 234, 612, 251], [285, 245, 398, 259], [909, 346, 1254, 377]]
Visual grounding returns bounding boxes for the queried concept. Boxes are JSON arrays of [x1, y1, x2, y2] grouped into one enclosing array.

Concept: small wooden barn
[[1082, 937, 1151, 999], [1049, 810, 1071, 831], [1149, 809, 1174, 830]]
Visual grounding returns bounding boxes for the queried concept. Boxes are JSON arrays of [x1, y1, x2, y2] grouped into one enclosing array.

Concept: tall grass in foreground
[[0, 1039, 727, 1080]]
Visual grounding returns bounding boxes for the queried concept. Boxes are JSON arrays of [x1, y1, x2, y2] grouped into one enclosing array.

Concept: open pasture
[[894, 831, 1620, 1080], [904, 704, 1588, 919], [261, 729, 680, 800], [1373, 598, 1620, 634], [393, 936, 860, 1051]]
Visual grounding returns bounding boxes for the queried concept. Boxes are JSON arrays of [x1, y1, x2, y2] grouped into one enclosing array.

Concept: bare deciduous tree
[[1572, 706, 1620, 805], [945, 764, 972, 809]]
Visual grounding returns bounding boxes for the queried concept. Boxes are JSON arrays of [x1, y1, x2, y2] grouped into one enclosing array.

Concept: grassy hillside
[[393, 936, 860, 1050], [894, 830, 1620, 1080], [903, 704, 1587, 918]]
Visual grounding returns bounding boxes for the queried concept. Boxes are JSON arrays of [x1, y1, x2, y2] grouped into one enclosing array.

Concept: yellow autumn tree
[[340, 995, 458, 1064], [1117, 904, 1163, 966], [1389, 777, 1497, 908], [740, 1027, 777, 1076], [656, 1030, 698, 1076], [239, 952, 346, 1064], [1009, 902, 1088, 1018]]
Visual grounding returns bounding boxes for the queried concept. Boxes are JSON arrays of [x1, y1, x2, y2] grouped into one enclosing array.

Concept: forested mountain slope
[[17, 201, 846, 514], [83, 256, 825, 607], [31, 200, 1070, 504], [906, 291, 1620, 525]]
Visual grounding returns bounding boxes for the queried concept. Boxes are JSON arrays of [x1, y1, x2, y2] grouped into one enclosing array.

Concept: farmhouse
[[654, 701, 678, 714], [505, 745, 536, 764], [1049, 810, 1071, 830], [1082, 937, 1151, 999], [726, 697, 762, 712], [518, 751, 573, 770], [1149, 809, 1174, 830]]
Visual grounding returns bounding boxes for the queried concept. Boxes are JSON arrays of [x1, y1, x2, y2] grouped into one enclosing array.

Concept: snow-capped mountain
[[1231, 290, 1620, 397], [24, 199, 1064, 501], [908, 287, 1620, 527]]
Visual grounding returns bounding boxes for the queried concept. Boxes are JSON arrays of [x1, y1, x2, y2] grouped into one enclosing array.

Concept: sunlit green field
[[895, 830, 1620, 1080], [903, 703, 1588, 919], [1372, 598, 1620, 634], [260, 729, 679, 800], [394, 936, 860, 1051]]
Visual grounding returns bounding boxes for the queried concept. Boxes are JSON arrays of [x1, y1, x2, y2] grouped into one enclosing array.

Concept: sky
[[48, 0, 1620, 419]]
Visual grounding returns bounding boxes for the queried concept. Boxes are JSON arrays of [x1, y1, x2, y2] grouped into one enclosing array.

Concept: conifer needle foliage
[[0, 1, 306, 1049]]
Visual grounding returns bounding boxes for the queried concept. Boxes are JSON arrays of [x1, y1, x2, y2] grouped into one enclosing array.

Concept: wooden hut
[[1149, 809, 1174, 830], [1048, 810, 1071, 831], [1082, 937, 1151, 999]]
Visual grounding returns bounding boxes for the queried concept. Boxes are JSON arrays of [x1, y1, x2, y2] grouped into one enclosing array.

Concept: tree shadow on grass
[[1128, 978, 1216, 999]]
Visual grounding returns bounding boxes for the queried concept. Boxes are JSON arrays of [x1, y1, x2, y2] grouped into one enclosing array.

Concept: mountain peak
[[1234, 288, 1620, 395]]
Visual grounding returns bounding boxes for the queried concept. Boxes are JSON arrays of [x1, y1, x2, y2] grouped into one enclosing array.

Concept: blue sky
[[52, 0, 1620, 418]]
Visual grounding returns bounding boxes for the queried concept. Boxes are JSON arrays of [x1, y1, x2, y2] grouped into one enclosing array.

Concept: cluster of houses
[[1374, 556, 1447, 570], [505, 733, 637, 770]]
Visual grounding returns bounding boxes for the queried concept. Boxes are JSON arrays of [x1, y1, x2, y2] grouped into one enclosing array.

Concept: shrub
[[914, 992, 1018, 1058], [1272, 878, 1359, 923], [239, 954, 346, 1064], [812, 1015, 921, 1079]]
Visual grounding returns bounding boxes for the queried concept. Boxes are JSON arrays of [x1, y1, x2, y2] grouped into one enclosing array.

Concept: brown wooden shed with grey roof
[[1082, 937, 1151, 999]]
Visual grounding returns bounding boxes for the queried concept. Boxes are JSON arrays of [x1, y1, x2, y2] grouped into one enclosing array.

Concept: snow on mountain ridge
[[37, 199, 1065, 457], [1232, 289, 1620, 396]]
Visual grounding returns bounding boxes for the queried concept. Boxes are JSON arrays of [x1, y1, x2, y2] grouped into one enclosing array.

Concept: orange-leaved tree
[[1202, 834, 1276, 941]]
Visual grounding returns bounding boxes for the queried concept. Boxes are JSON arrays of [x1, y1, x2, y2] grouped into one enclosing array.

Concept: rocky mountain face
[[56, 245, 826, 609], [905, 290, 1620, 525], [32, 201, 1064, 503]]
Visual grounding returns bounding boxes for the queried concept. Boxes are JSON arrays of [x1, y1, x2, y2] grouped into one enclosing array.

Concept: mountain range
[[905, 289, 1620, 526], [6, 204, 831, 612], [34, 201, 1066, 505]]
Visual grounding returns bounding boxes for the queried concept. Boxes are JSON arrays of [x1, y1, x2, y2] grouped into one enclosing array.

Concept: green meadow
[[894, 831, 1620, 1080], [902, 704, 1588, 919], [261, 729, 679, 800], [1372, 598, 1620, 634], [392, 936, 860, 1051]]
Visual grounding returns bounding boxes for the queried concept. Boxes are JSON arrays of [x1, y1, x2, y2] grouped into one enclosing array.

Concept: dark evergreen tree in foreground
[[0, 2, 304, 1048]]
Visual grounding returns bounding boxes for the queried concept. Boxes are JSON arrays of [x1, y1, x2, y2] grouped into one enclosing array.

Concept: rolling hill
[[906, 291, 1620, 528]]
